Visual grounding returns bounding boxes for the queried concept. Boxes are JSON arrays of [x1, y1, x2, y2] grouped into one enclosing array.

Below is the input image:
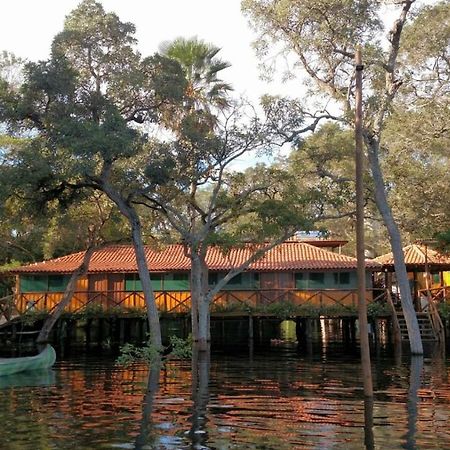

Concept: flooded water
[[0, 344, 449, 449]]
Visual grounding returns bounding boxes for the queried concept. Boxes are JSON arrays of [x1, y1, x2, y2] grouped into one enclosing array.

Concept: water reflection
[[0, 369, 56, 389], [0, 345, 449, 449], [364, 396, 374, 450], [405, 355, 423, 449], [189, 345, 210, 448], [134, 355, 161, 449]]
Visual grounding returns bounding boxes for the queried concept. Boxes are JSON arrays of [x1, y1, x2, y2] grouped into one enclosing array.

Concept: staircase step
[[393, 307, 439, 342]]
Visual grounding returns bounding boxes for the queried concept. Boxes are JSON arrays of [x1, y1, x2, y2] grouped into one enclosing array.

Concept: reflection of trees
[[134, 356, 162, 449], [189, 345, 210, 447], [405, 355, 423, 449]]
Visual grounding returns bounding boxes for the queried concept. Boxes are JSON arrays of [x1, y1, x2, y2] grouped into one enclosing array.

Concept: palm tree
[[159, 36, 232, 113], [158, 38, 233, 346]]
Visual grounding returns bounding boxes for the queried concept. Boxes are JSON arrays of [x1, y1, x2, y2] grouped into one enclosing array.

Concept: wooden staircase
[[396, 310, 437, 342], [386, 290, 445, 344]]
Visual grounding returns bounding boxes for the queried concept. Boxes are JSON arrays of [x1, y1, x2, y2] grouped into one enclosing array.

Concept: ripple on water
[[0, 349, 449, 449]]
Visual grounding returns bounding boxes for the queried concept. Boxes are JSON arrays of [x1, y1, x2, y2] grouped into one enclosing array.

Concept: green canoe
[[0, 345, 56, 376]]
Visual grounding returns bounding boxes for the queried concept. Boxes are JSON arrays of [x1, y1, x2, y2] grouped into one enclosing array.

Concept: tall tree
[[241, 0, 450, 354], [137, 97, 321, 349], [160, 36, 232, 112], [0, 0, 187, 348], [159, 37, 233, 341]]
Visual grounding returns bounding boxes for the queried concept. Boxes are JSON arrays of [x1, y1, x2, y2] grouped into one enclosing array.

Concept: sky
[[0, 0, 296, 105]]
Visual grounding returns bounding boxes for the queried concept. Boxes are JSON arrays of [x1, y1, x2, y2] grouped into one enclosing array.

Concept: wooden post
[[306, 318, 313, 341], [248, 314, 254, 341], [119, 319, 125, 344], [86, 318, 92, 347], [355, 47, 373, 397]]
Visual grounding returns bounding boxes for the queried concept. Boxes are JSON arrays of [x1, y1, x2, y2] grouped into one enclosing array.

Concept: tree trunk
[[200, 257, 210, 342], [197, 296, 209, 351], [37, 245, 96, 344], [191, 251, 209, 351], [130, 215, 162, 349], [102, 183, 162, 349], [190, 262, 200, 342], [367, 141, 423, 354]]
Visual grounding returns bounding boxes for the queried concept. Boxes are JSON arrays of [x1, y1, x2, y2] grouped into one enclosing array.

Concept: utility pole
[[355, 47, 373, 397]]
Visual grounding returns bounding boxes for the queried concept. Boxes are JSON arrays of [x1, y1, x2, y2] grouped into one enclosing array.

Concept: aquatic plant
[[116, 334, 192, 366]]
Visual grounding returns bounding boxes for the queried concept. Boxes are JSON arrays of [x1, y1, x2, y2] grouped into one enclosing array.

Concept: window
[[173, 273, 188, 281], [227, 273, 242, 285], [151, 274, 163, 291], [208, 273, 218, 285], [222, 273, 244, 290], [432, 272, 440, 284], [333, 272, 350, 285], [125, 274, 141, 291], [20, 275, 48, 293], [165, 273, 189, 291], [309, 272, 325, 288], [48, 275, 70, 292], [295, 273, 308, 289], [124, 274, 162, 291]]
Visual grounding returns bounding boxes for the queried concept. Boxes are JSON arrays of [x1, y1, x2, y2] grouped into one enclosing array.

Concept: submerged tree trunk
[[191, 250, 210, 351], [367, 139, 423, 355], [189, 344, 210, 445], [37, 245, 97, 344]]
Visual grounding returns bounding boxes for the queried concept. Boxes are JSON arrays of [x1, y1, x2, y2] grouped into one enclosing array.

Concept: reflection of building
[[374, 244, 450, 305], [11, 240, 380, 314]]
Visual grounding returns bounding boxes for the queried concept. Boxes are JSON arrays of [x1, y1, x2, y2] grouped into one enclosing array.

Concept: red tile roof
[[12, 242, 380, 275], [375, 244, 450, 269]]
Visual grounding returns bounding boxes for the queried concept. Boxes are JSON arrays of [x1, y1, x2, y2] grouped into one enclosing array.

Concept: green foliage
[[243, 0, 450, 251], [367, 302, 391, 317], [116, 334, 192, 366], [20, 309, 49, 327], [242, 0, 383, 97], [438, 302, 450, 321], [436, 231, 450, 253], [67, 304, 148, 320], [382, 103, 450, 241], [160, 36, 232, 111], [116, 340, 161, 366], [401, 1, 450, 86], [0, 260, 22, 273], [210, 301, 252, 314], [264, 301, 300, 319], [167, 335, 193, 360], [259, 302, 361, 318]]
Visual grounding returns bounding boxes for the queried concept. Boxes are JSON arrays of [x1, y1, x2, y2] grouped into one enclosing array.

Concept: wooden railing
[[211, 288, 382, 312], [418, 287, 447, 343], [425, 298, 445, 342], [418, 286, 450, 304], [14, 288, 381, 316], [385, 289, 402, 345]]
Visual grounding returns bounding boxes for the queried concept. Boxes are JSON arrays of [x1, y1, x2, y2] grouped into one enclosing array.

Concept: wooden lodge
[[10, 240, 382, 316], [374, 244, 450, 308]]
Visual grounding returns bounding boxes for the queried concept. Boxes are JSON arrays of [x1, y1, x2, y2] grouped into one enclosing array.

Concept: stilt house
[[11, 240, 381, 314], [374, 243, 450, 307]]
